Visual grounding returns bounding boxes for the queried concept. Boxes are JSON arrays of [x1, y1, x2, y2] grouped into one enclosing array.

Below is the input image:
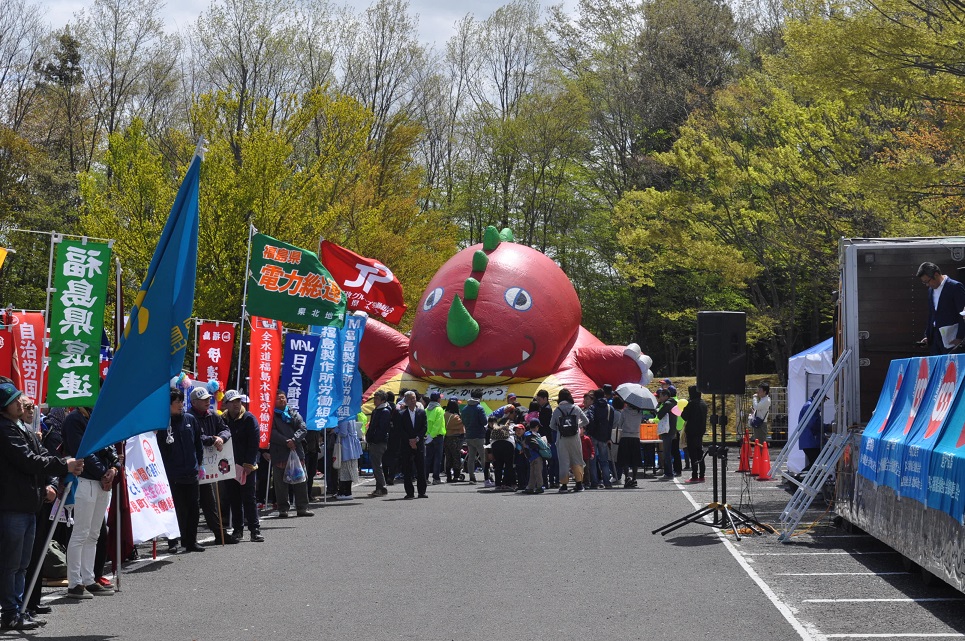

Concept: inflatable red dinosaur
[[358, 226, 652, 405]]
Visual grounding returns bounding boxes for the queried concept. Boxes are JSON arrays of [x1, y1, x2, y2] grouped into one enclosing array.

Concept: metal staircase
[[768, 348, 853, 541]]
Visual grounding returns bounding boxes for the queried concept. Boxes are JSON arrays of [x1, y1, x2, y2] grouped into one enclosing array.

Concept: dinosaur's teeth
[[475, 372, 484, 378], [522, 351, 530, 360], [510, 367, 518, 375], [443, 372, 452, 378], [413, 351, 418, 362]]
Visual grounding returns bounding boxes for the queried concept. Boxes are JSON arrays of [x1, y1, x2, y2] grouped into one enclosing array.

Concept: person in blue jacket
[[158, 388, 205, 553], [799, 391, 829, 473]]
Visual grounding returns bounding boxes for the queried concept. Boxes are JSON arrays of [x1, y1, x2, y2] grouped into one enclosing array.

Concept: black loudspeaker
[[696, 311, 747, 395]]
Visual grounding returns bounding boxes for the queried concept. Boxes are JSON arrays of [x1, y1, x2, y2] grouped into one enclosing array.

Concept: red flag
[[249, 317, 282, 448], [12, 312, 46, 404], [320, 240, 407, 324], [196, 322, 236, 393]]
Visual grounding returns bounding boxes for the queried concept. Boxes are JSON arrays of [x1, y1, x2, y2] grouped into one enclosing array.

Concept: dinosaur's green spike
[[464, 278, 480, 300], [447, 295, 480, 347], [483, 226, 501, 251], [472, 250, 489, 272], [499, 228, 514, 242]]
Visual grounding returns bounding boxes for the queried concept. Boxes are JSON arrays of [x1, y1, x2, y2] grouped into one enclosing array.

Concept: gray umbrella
[[615, 383, 657, 410]]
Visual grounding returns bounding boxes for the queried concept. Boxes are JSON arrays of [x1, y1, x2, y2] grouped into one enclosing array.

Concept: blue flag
[[279, 333, 319, 419], [77, 152, 200, 457]]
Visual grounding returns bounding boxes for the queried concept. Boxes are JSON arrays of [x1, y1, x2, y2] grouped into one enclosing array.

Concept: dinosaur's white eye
[[504, 287, 532, 311], [423, 287, 444, 311]]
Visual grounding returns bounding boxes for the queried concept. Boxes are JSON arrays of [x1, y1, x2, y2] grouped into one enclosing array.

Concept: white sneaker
[[336, 494, 354, 501], [484, 480, 495, 488]]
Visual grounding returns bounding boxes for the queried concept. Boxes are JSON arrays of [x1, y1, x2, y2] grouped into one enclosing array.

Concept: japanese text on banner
[[47, 240, 111, 407]]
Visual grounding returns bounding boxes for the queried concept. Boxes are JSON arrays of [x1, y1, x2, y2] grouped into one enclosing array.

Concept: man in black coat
[[397, 390, 428, 499], [222, 390, 264, 541], [187, 387, 236, 544], [918, 262, 965, 354], [680, 386, 708, 484], [157, 389, 205, 553], [0, 382, 83, 630], [366, 390, 392, 497]]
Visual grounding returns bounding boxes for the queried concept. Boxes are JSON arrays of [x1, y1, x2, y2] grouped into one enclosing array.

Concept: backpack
[[558, 406, 579, 437], [591, 403, 612, 440], [536, 435, 553, 459]]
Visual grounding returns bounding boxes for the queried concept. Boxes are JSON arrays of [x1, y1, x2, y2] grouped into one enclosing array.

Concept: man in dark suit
[[397, 390, 428, 499], [918, 262, 965, 355]]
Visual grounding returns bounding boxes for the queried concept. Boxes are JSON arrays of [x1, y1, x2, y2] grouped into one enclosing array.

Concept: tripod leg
[[652, 505, 717, 536], [720, 506, 743, 542]]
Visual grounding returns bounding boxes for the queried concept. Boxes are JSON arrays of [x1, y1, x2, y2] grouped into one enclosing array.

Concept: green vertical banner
[[47, 239, 111, 407], [247, 233, 346, 327]]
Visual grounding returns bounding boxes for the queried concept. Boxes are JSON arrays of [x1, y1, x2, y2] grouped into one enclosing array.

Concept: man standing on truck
[[917, 262, 965, 354]]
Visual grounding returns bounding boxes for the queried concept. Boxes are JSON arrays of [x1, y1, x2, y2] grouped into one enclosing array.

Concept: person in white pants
[[61, 408, 118, 599]]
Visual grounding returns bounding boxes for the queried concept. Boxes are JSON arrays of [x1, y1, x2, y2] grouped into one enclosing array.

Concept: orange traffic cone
[[737, 431, 751, 473], [757, 442, 773, 481], [750, 440, 761, 477]]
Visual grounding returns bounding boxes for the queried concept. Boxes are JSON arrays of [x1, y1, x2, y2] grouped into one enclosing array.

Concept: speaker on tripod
[[654, 310, 773, 539], [696, 311, 746, 394]]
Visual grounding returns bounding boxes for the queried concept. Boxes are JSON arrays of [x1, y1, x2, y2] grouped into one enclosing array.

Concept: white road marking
[[677, 481, 818, 641], [743, 551, 896, 556], [824, 635, 965, 638], [776, 572, 911, 576], [804, 598, 965, 603]]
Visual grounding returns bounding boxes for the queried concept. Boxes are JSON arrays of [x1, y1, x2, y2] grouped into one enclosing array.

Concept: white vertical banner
[[125, 432, 180, 543]]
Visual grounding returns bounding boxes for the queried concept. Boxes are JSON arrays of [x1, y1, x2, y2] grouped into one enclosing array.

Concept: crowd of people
[[362, 380, 710, 496], [0, 373, 712, 631]]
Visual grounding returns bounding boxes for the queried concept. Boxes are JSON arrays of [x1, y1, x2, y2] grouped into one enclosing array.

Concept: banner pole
[[193, 319, 199, 379], [20, 477, 76, 618], [235, 223, 255, 389], [42, 233, 60, 337], [112, 257, 124, 592]]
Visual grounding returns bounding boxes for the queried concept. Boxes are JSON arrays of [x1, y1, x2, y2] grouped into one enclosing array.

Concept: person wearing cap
[[535, 389, 558, 488], [157, 388, 205, 553], [270, 391, 313, 516], [61, 405, 121, 599], [424, 392, 446, 485], [222, 390, 264, 542], [0, 382, 83, 630], [187, 386, 237, 544]]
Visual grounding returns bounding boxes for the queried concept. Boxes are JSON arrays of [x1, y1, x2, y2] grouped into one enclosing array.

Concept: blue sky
[[42, 0, 573, 49]]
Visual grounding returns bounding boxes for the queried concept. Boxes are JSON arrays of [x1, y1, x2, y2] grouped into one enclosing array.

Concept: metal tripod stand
[[652, 394, 775, 540]]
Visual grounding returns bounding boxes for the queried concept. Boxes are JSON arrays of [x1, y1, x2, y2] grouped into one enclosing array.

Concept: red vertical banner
[[196, 322, 236, 392], [12, 312, 47, 404], [0, 328, 13, 383], [249, 316, 282, 448]]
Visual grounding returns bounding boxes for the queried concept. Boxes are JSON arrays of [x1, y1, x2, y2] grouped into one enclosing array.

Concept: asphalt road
[[27, 463, 965, 641]]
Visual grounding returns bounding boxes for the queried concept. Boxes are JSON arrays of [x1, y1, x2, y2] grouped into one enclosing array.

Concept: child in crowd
[[523, 420, 546, 494], [580, 427, 596, 487]]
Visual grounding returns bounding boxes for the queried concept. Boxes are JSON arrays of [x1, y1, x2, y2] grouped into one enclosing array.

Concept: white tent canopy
[[786, 338, 834, 474]]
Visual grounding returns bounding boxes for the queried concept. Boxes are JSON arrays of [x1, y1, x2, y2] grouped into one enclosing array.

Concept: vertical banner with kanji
[[336, 314, 367, 424], [305, 326, 341, 430], [47, 240, 111, 407], [249, 316, 282, 448], [196, 322, 236, 392], [12, 312, 46, 404], [279, 333, 318, 421]]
